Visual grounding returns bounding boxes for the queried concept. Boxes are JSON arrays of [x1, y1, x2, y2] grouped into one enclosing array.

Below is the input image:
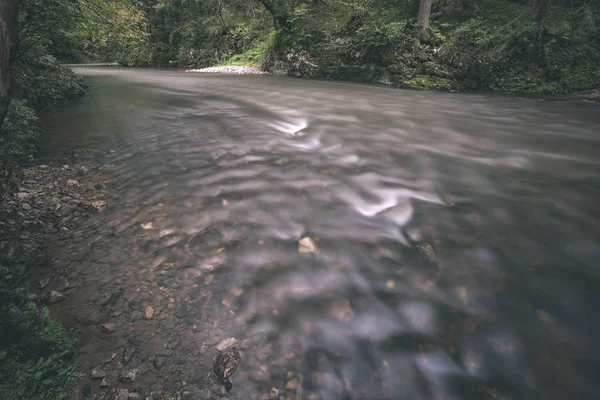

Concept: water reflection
[[38, 68, 600, 400]]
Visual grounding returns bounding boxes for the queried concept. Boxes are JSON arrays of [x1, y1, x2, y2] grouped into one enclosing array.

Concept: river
[[38, 68, 600, 400]]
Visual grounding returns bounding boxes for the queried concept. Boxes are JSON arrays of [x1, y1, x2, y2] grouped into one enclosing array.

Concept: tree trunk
[[417, 0, 433, 32], [537, 0, 550, 25], [0, 0, 20, 133]]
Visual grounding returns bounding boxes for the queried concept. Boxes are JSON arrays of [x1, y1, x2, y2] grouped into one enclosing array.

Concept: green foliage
[[0, 100, 39, 191], [437, 1, 600, 93], [12, 52, 86, 111], [0, 300, 78, 400], [221, 31, 276, 67]]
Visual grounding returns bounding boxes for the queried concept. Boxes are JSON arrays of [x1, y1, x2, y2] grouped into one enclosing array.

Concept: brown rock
[[48, 290, 66, 304], [91, 200, 107, 212], [285, 378, 299, 391], [144, 305, 154, 320]]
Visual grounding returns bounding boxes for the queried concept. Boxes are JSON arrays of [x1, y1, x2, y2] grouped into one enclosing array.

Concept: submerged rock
[[269, 387, 279, 400], [216, 337, 237, 351], [48, 290, 66, 304], [144, 305, 154, 319], [101, 323, 117, 333], [119, 368, 139, 383], [298, 237, 318, 256], [91, 366, 106, 379], [91, 200, 107, 212], [38, 278, 51, 289]]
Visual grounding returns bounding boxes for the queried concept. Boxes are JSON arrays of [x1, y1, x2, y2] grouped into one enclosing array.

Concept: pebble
[[269, 387, 279, 399], [144, 305, 154, 319], [38, 278, 51, 289], [100, 377, 110, 387], [91, 366, 106, 379], [91, 200, 107, 212], [285, 378, 299, 391], [119, 368, 139, 382], [123, 346, 136, 364], [48, 290, 66, 303], [67, 179, 79, 187], [153, 355, 165, 369], [101, 323, 117, 333], [216, 337, 237, 351], [298, 237, 318, 256]]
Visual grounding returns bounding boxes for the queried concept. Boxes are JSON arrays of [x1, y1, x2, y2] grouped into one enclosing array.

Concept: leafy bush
[[0, 100, 39, 192], [11, 52, 86, 111], [0, 297, 78, 400]]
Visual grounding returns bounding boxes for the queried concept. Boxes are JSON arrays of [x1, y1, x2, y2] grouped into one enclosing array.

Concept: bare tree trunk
[[0, 0, 20, 133], [414, 0, 433, 47], [536, 0, 550, 39], [417, 0, 433, 32], [537, 0, 550, 25]]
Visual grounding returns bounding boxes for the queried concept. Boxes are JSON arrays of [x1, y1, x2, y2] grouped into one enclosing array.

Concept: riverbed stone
[[298, 237, 318, 256], [38, 278, 51, 289], [216, 337, 236, 351], [144, 305, 154, 319], [91, 366, 106, 379], [100, 377, 110, 387], [48, 290, 66, 303], [119, 368, 139, 382], [101, 322, 117, 333]]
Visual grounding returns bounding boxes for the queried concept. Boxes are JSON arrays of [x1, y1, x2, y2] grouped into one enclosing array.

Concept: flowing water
[[38, 68, 600, 400]]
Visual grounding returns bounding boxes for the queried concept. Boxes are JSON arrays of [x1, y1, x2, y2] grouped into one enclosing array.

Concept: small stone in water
[[48, 290, 66, 304], [141, 222, 153, 230], [91, 366, 106, 379], [417, 243, 436, 262], [298, 237, 318, 256], [116, 389, 129, 400], [119, 368, 139, 382], [91, 200, 107, 212], [67, 179, 79, 187], [38, 278, 51, 289], [285, 378, 299, 391], [101, 323, 117, 333], [153, 355, 165, 369], [216, 337, 237, 351], [100, 377, 110, 387], [144, 305, 154, 319], [330, 299, 354, 323], [123, 346, 136, 364], [269, 387, 279, 400], [204, 275, 214, 285]]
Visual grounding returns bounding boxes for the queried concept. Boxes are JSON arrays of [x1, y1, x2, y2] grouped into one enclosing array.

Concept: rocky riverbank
[[186, 66, 269, 75], [0, 162, 108, 289], [0, 156, 305, 400]]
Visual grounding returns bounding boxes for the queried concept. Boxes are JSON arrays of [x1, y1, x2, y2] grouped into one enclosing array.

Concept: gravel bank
[[186, 65, 269, 74]]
